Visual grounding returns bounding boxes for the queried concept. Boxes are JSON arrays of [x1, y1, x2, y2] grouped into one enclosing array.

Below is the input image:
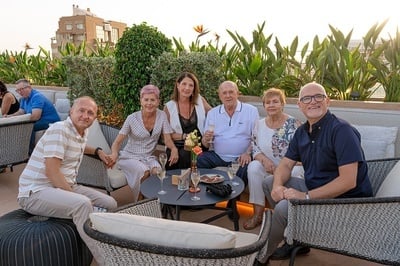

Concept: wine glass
[[190, 171, 201, 201], [156, 167, 167, 195], [208, 122, 215, 151], [159, 153, 167, 169], [226, 165, 237, 194], [230, 160, 240, 186]]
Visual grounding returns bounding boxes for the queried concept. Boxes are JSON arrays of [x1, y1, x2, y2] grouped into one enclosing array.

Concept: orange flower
[[193, 25, 204, 34], [192, 145, 203, 156], [9, 56, 15, 63]]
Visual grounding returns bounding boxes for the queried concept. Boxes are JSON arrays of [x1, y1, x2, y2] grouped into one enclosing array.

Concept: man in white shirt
[[198, 80, 259, 186]]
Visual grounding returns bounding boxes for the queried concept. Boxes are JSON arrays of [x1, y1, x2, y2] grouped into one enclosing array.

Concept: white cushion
[[86, 119, 111, 153], [55, 99, 70, 120], [86, 119, 127, 188], [375, 160, 400, 197], [90, 212, 236, 249], [353, 125, 398, 160], [108, 167, 127, 189], [0, 114, 31, 125]]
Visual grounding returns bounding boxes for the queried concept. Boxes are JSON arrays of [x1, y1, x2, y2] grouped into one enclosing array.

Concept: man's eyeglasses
[[16, 86, 29, 93], [299, 94, 326, 104]]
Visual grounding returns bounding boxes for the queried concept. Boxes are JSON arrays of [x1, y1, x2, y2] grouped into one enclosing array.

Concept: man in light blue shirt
[[198, 81, 259, 186]]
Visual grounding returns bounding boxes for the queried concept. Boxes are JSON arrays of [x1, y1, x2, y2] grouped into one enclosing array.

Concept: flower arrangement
[[184, 129, 202, 166]]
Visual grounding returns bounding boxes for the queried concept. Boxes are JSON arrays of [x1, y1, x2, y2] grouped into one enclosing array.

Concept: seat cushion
[[375, 160, 400, 197], [107, 166, 128, 189], [86, 119, 111, 153], [90, 212, 237, 249], [353, 125, 398, 160]]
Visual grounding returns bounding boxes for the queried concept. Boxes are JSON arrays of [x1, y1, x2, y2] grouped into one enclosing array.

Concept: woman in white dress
[[109, 85, 179, 202], [244, 88, 304, 230]]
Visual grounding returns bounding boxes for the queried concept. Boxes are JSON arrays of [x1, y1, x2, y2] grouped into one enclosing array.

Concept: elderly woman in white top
[[244, 88, 304, 230], [164, 72, 212, 170], [109, 85, 179, 202]]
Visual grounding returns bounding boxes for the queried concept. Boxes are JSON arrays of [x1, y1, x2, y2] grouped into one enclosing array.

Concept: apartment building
[[51, 5, 127, 58]]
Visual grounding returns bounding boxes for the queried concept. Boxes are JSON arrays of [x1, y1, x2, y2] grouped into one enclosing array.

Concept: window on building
[[96, 25, 105, 42], [76, 23, 84, 30], [66, 24, 73, 30], [111, 28, 119, 43]]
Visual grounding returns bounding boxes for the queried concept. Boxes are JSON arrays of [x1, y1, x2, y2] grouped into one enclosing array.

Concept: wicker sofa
[[0, 118, 34, 171], [286, 157, 400, 266], [84, 198, 272, 265]]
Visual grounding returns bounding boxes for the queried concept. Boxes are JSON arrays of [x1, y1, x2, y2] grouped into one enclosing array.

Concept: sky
[[1, 0, 399, 54]]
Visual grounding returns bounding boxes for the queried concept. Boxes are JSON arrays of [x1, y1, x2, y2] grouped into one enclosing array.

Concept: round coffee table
[[140, 168, 244, 231]]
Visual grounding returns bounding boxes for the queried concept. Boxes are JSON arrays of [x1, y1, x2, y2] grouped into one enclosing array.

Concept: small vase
[[191, 152, 197, 170]]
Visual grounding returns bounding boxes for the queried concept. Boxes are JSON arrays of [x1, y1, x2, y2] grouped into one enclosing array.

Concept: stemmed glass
[[190, 170, 201, 201], [156, 167, 167, 195], [226, 165, 237, 194], [159, 152, 167, 169], [230, 160, 240, 186], [208, 122, 215, 151]]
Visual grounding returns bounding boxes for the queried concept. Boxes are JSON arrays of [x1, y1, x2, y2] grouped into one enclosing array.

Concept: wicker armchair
[[84, 198, 272, 265], [77, 123, 127, 194], [287, 158, 400, 266], [0, 120, 34, 171]]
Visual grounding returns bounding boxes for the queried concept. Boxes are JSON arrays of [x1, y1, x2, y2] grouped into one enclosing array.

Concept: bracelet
[[94, 147, 103, 157]]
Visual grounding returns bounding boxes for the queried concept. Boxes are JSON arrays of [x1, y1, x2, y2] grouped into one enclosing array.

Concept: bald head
[[299, 82, 327, 100]]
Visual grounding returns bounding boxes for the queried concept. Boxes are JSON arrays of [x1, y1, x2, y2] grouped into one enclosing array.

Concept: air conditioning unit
[[104, 24, 112, 31]]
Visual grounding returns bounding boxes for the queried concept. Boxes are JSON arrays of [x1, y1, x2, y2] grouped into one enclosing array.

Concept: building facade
[[51, 5, 127, 58]]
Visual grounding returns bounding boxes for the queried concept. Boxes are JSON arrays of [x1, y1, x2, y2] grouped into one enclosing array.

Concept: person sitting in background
[[0, 80, 20, 115], [164, 72, 212, 170], [6, 79, 60, 153], [244, 88, 303, 230], [17, 96, 118, 265], [198, 80, 259, 186], [109, 85, 179, 202], [254, 82, 372, 265]]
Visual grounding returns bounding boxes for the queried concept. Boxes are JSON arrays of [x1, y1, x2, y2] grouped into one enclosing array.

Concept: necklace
[[177, 101, 192, 119]]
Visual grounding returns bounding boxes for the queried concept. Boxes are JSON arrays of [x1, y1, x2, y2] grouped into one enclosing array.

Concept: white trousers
[[18, 185, 118, 266]]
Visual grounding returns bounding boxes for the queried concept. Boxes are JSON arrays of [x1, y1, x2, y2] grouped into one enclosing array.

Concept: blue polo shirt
[[286, 111, 372, 198], [20, 89, 60, 126]]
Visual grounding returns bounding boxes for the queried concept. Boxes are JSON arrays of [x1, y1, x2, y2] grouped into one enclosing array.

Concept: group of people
[[12, 73, 372, 265], [0, 79, 60, 153]]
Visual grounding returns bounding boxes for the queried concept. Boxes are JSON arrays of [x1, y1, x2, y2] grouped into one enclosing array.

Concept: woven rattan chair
[[84, 198, 272, 265], [77, 123, 127, 194], [0, 120, 34, 172], [286, 158, 400, 266]]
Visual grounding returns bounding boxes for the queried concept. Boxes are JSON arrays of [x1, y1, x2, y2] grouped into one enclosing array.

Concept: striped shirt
[[18, 117, 87, 198]]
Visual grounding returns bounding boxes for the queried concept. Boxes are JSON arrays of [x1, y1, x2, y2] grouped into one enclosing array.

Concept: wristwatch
[[305, 191, 310, 200], [95, 147, 103, 157]]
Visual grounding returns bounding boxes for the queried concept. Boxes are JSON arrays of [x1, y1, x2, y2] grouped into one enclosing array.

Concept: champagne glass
[[230, 160, 240, 186], [208, 122, 215, 151], [226, 165, 237, 194], [190, 171, 201, 201], [156, 167, 167, 195], [159, 152, 167, 169]]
